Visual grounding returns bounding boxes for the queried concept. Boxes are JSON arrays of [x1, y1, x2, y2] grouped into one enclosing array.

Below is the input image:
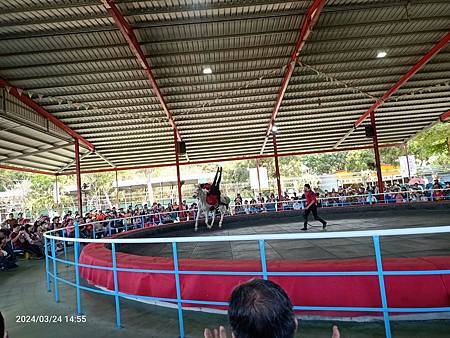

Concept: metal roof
[[0, 0, 449, 174]]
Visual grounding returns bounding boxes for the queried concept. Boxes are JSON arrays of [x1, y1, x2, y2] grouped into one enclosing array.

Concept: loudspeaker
[[365, 125, 374, 138], [178, 141, 186, 154]]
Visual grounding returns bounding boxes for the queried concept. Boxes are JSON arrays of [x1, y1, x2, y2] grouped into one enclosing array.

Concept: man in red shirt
[[302, 184, 327, 231]]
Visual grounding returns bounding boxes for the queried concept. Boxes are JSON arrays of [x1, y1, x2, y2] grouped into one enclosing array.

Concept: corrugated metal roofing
[[0, 0, 449, 173]]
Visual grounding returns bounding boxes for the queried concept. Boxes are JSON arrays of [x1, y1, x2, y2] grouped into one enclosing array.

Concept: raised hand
[[204, 326, 228, 338], [332, 325, 340, 338]]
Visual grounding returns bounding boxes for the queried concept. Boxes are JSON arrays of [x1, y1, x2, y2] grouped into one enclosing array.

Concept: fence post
[[62, 229, 68, 267], [373, 235, 392, 338], [44, 236, 51, 292], [111, 243, 122, 328], [259, 240, 268, 280], [50, 238, 59, 303], [74, 222, 82, 315], [172, 242, 185, 338]]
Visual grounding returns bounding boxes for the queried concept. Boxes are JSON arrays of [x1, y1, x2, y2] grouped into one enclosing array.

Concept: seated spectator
[[243, 200, 250, 214], [204, 279, 340, 338], [9, 224, 43, 259], [395, 192, 404, 203], [1, 213, 17, 230], [234, 194, 245, 214], [266, 195, 277, 211], [249, 199, 259, 213], [445, 182, 450, 200], [432, 181, 444, 201], [0, 229, 17, 271]]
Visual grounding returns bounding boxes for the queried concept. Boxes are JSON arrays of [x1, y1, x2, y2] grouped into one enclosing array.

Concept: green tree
[[380, 147, 403, 165], [301, 153, 346, 174], [345, 150, 374, 171], [408, 123, 449, 165], [26, 174, 55, 215], [0, 170, 29, 191]]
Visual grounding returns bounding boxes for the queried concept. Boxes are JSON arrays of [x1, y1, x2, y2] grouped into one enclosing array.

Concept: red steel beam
[[370, 110, 384, 196], [0, 78, 95, 152], [261, 0, 326, 152], [102, 0, 182, 142], [74, 138, 83, 217], [440, 110, 450, 122], [335, 32, 450, 148], [0, 164, 56, 176], [59, 143, 400, 175], [174, 130, 184, 218], [272, 133, 283, 202], [354, 32, 450, 128]]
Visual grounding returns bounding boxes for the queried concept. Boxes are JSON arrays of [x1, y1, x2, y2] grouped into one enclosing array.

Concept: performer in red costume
[[302, 184, 327, 231]]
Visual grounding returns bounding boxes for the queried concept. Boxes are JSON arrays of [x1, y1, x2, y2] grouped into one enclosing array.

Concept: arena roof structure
[[0, 0, 449, 175]]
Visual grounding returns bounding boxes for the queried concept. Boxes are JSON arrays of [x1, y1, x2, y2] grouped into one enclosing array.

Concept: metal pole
[[74, 138, 83, 217], [272, 133, 282, 205], [256, 159, 262, 193], [373, 235, 392, 338], [404, 143, 411, 180], [172, 242, 185, 337], [115, 170, 119, 208], [55, 174, 59, 206], [111, 243, 122, 328], [74, 223, 82, 315], [370, 110, 384, 200], [174, 131, 184, 219]]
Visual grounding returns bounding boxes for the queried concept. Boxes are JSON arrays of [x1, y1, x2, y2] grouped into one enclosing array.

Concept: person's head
[[12, 224, 20, 233], [228, 279, 297, 338], [0, 311, 7, 338], [7, 213, 13, 220], [304, 184, 311, 192]]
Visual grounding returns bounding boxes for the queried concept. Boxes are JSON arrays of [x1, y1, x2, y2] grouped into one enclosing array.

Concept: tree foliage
[[408, 123, 449, 165], [301, 153, 346, 175]]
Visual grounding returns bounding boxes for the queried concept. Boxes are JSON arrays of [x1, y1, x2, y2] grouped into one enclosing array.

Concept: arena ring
[[43, 205, 450, 338]]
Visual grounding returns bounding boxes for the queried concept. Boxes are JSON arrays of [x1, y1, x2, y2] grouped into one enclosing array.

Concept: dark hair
[[0, 311, 5, 337], [228, 279, 296, 338], [304, 184, 311, 189]]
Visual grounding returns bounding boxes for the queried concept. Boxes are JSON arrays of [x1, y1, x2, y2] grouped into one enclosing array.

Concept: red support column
[[74, 138, 83, 217], [272, 133, 282, 207], [370, 111, 384, 199], [174, 131, 184, 219]]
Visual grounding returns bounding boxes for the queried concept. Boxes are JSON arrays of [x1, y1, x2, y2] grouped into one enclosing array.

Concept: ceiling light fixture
[[272, 125, 278, 133], [377, 51, 387, 58], [202, 67, 213, 74]]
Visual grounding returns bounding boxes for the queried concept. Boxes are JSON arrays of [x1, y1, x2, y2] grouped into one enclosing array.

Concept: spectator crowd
[[1, 178, 448, 272], [233, 178, 449, 213]]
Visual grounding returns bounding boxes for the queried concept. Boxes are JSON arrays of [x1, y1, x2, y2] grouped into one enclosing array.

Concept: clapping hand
[[204, 326, 228, 338], [332, 325, 340, 338]]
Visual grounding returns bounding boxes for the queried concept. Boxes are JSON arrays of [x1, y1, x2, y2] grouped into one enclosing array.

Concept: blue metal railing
[[43, 224, 450, 338]]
